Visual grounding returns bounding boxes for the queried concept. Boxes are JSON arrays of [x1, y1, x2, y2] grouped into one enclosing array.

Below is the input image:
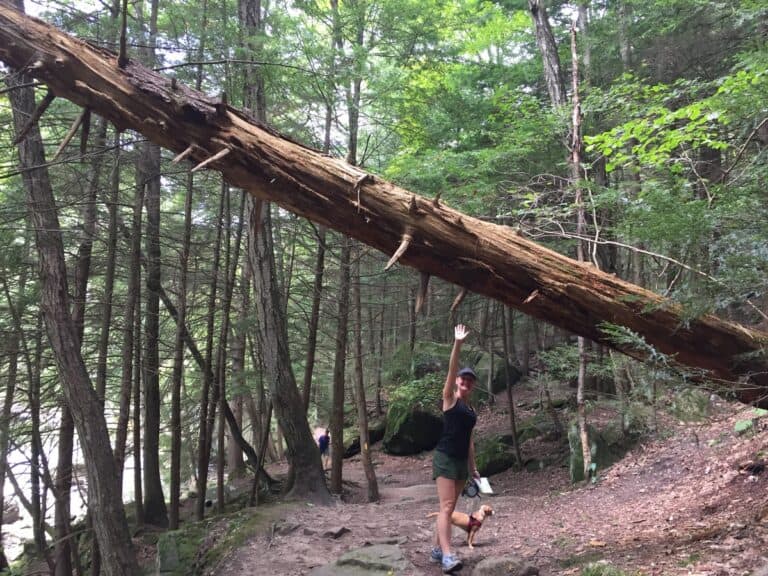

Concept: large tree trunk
[[7, 64, 139, 576], [2, 6, 768, 402], [136, 0, 168, 529], [169, 169, 194, 530], [248, 199, 331, 503], [528, 0, 566, 107], [302, 226, 326, 413], [196, 182, 225, 521], [352, 242, 379, 502], [330, 235, 351, 494], [570, 25, 592, 480]]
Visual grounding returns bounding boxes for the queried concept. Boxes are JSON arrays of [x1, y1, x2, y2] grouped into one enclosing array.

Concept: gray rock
[[308, 543, 413, 576], [472, 555, 539, 576]]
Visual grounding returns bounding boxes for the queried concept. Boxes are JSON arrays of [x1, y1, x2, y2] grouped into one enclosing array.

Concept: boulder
[[383, 375, 444, 455], [344, 420, 387, 458], [669, 387, 711, 422], [475, 435, 518, 477], [489, 362, 522, 394], [383, 401, 442, 455], [568, 422, 635, 483], [308, 543, 413, 576]]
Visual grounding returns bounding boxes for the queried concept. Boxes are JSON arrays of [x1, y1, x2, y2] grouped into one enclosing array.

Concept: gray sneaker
[[429, 547, 442, 564], [441, 554, 462, 573]]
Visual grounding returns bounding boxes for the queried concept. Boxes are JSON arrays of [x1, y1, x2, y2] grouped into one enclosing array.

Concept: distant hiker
[[430, 324, 480, 574], [318, 428, 330, 470]]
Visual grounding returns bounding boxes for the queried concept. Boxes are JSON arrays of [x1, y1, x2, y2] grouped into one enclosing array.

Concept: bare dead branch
[[450, 287, 468, 314], [384, 231, 413, 271], [171, 144, 194, 164], [191, 148, 231, 173], [415, 272, 430, 315], [12, 89, 54, 145], [53, 107, 89, 160]]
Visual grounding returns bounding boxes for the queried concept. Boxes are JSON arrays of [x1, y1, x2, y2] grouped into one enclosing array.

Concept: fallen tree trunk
[[1, 3, 767, 403]]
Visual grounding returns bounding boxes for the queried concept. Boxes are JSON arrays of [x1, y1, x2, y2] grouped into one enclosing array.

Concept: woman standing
[[430, 324, 480, 573]]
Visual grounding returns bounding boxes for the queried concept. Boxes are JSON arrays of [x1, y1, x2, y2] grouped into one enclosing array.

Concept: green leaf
[[734, 419, 755, 435]]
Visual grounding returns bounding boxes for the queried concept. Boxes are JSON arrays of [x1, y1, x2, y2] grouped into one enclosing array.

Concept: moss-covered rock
[[488, 361, 523, 394], [497, 413, 556, 447], [669, 387, 711, 422], [383, 375, 443, 455], [475, 435, 518, 476], [383, 402, 442, 455], [343, 419, 387, 458], [568, 422, 636, 483]]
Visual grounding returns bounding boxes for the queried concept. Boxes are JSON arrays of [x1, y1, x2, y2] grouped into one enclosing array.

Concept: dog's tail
[[425, 512, 439, 519]]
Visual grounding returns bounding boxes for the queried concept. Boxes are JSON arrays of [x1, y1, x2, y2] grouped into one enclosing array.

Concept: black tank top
[[435, 399, 476, 459]]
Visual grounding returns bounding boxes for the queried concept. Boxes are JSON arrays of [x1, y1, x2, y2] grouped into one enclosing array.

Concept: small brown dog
[[427, 504, 494, 548]]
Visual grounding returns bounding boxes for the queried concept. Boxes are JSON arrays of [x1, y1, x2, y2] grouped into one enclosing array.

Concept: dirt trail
[[214, 395, 768, 576]]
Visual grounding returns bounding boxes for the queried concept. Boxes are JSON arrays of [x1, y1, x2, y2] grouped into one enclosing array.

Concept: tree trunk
[[330, 235, 351, 495], [610, 350, 631, 435], [139, 137, 168, 527], [527, 0, 566, 107], [302, 225, 326, 413], [7, 64, 139, 576], [132, 302, 144, 527], [196, 182, 225, 521], [169, 167, 194, 529], [30, 314, 46, 555], [216, 187, 233, 514], [137, 0, 167, 528], [215, 187, 245, 512], [501, 306, 522, 468], [228, 255, 252, 477], [352, 242, 379, 502], [114, 162, 142, 486], [0, 277, 23, 570], [571, 25, 593, 481], [3, 9, 768, 401], [93, 129, 121, 576], [248, 199, 331, 503]]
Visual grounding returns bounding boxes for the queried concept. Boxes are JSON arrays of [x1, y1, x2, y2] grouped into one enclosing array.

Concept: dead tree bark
[[1, 5, 767, 403]]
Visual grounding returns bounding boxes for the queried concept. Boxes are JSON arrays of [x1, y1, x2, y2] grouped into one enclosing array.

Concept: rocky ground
[[211, 389, 768, 576]]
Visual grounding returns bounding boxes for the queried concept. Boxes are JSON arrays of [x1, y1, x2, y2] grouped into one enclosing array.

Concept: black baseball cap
[[458, 367, 477, 380]]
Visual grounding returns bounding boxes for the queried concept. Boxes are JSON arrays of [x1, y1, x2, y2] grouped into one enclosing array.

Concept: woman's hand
[[454, 324, 469, 342]]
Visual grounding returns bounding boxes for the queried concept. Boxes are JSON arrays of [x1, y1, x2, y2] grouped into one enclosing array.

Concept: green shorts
[[432, 450, 469, 481]]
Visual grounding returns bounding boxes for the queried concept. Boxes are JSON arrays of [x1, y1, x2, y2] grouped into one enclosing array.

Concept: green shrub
[[538, 343, 614, 385]]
